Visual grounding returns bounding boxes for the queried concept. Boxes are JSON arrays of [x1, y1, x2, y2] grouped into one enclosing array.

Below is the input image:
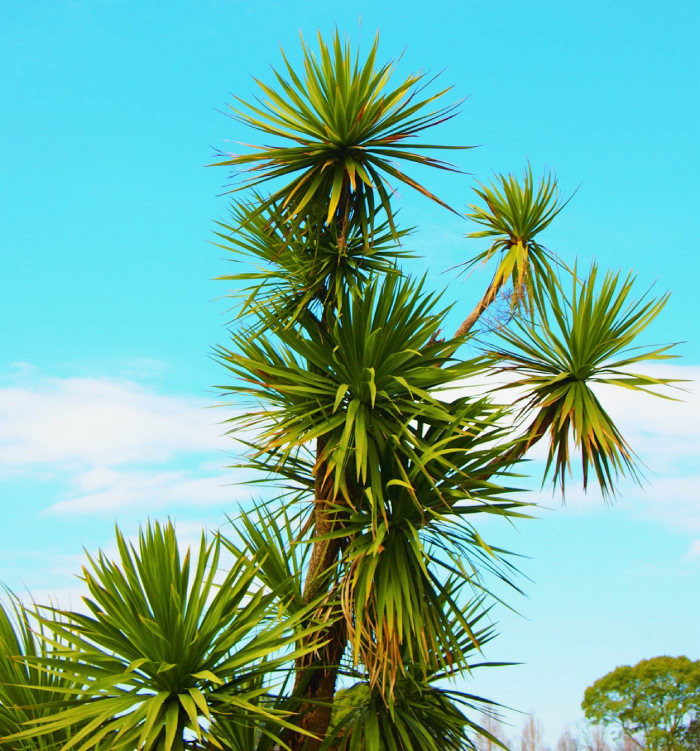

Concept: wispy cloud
[[2, 376, 225, 470], [1, 364, 698, 525], [593, 364, 700, 473], [0, 370, 227, 469], [46, 466, 246, 515], [0, 367, 248, 516]]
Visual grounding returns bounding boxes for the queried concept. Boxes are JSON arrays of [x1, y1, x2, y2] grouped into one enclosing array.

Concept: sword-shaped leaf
[[212, 30, 468, 247], [487, 264, 681, 497]]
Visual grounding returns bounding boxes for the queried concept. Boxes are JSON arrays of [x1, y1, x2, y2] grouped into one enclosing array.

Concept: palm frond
[[0, 592, 85, 751], [212, 30, 469, 246], [487, 263, 681, 497], [455, 166, 567, 336], [214, 194, 413, 330], [325, 669, 505, 751], [216, 273, 493, 513], [2, 522, 322, 751]]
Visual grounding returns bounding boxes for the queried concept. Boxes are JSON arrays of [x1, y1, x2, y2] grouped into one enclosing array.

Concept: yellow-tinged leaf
[[345, 156, 357, 190], [126, 657, 149, 673], [165, 700, 179, 751], [179, 693, 202, 740], [139, 693, 170, 746], [334, 383, 349, 412], [187, 687, 211, 721], [327, 164, 346, 224], [191, 669, 224, 684]]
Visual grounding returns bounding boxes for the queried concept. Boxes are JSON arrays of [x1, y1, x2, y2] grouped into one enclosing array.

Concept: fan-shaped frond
[[455, 166, 567, 337], [2, 522, 321, 751], [215, 195, 413, 330], [488, 264, 681, 497], [325, 668, 505, 751], [212, 30, 468, 245], [216, 273, 497, 513]]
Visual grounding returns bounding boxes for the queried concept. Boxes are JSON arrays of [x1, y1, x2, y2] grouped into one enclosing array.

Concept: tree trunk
[[455, 283, 497, 338], [290, 449, 347, 751], [291, 211, 353, 751]]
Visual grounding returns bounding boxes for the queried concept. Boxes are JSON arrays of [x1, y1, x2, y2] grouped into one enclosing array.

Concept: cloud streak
[[46, 467, 246, 515], [0, 371, 227, 469], [0, 367, 248, 517], [1, 365, 698, 525]]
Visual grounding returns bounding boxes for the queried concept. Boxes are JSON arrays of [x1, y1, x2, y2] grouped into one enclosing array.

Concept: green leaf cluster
[[2, 522, 320, 751], [487, 264, 680, 496], [212, 29, 467, 244], [461, 166, 565, 308], [0, 594, 81, 750], [582, 656, 700, 751], [0, 27, 681, 751]]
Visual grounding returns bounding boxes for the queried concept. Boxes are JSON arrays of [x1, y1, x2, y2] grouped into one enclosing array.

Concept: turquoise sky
[[1, 0, 699, 745]]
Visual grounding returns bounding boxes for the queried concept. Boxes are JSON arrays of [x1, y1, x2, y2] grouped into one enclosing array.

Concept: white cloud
[[47, 466, 248, 515], [1, 364, 698, 525], [687, 539, 700, 559], [0, 368, 255, 516], [0, 371, 228, 469]]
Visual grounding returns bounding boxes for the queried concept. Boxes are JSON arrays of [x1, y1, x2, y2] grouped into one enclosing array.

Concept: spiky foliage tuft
[[455, 166, 567, 337], [2, 522, 322, 751], [212, 30, 468, 245], [215, 195, 413, 330], [487, 264, 680, 496], [0, 593, 85, 751]]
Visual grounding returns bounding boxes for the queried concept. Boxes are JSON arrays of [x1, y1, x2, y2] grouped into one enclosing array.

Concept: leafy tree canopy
[[582, 656, 700, 751]]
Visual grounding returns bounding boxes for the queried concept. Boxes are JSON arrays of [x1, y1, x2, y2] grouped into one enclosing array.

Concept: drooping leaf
[[212, 30, 469, 247], [487, 263, 681, 497]]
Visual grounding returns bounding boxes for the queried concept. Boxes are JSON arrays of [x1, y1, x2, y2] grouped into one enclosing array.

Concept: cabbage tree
[[212, 29, 677, 751], [1, 28, 677, 751]]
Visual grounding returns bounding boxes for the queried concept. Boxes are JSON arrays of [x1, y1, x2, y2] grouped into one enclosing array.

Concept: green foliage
[[582, 656, 700, 751], [681, 719, 700, 751], [2, 522, 320, 751], [212, 29, 466, 244], [0, 27, 678, 751], [487, 263, 679, 496], [0, 594, 85, 750], [218, 273, 505, 507], [462, 166, 565, 308], [325, 672, 504, 751], [215, 196, 413, 329]]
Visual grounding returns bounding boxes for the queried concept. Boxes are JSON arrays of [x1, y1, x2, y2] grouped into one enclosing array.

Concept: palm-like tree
[[212, 29, 675, 751], [1, 29, 677, 751], [2, 522, 320, 751]]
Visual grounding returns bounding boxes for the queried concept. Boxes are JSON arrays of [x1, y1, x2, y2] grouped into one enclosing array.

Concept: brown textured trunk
[[289, 450, 347, 751], [290, 207, 353, 751], [454, 283, 498, 338]]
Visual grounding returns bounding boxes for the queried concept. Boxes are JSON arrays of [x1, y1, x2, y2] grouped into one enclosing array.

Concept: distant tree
[[557, 728, 580, 751], [615, 733, 644, 751], [582, 657, 700, 751], [581, 726, 611, 751], [476, 712, 511, 751], [521, 715, 547, 751]]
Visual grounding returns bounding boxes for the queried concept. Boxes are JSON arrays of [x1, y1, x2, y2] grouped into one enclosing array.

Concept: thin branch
[[454, 283, 498, 338]]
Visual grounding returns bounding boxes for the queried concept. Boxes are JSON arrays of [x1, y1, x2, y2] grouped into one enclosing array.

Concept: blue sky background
[[1, 0, 699, 745]]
